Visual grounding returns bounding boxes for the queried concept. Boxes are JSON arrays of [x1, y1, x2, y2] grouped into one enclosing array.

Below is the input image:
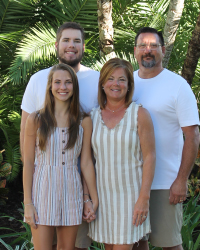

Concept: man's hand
[[169, 178, 187, 205]]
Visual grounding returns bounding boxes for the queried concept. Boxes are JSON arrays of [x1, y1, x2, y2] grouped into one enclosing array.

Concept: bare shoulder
[[138, 106, 152, 123], [81, 116, 92, 130]]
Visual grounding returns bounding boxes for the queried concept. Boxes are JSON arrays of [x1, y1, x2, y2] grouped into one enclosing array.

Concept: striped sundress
[[32, 126, 83, 226], [88, 102, 151, 244]]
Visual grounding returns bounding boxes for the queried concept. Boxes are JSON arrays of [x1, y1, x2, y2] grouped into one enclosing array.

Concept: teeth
[[112, 89, 119, 91], [59, 93, 67, 95], [67, 52, 75, 54]]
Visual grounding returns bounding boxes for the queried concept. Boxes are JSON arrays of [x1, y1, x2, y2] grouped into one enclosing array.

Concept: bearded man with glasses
[[132, 27, 199, 250]]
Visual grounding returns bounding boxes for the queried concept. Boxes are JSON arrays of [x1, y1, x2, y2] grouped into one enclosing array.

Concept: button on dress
[[32, 126, 83, 226]]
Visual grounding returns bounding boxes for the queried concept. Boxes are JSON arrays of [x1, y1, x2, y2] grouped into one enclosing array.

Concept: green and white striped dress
[[88, 102, 151, 244]]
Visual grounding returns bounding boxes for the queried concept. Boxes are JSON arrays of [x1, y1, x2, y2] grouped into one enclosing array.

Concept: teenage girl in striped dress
[[23, 64, 98, 250]]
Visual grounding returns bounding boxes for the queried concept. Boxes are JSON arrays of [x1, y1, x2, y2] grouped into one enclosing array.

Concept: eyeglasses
[[136, 43, 162, 50]]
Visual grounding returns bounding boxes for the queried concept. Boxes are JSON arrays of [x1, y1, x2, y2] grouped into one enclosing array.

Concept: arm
[[82, 177, 96, 223], [20, 110, 30, 164], [23, 113, 38, 229], [169, 125, 199, 205], [81, 117, 98, 216], [133, 107, 156, 226]]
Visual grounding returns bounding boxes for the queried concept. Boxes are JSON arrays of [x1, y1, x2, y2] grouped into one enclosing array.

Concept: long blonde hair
[[36, 64, 85, 150]]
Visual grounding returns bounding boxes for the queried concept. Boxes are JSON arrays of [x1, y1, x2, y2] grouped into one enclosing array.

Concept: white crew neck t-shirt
[[133, 69, 199, 190], [21, 64, 100, 114]]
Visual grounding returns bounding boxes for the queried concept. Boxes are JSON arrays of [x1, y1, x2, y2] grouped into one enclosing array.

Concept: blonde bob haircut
[[98, 58, 134, 109]]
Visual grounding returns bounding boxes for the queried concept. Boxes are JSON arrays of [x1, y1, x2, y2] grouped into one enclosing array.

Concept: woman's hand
[[132, 196, 149, 227], [83, 200, 97, 223], [24, 204, 38, 229]]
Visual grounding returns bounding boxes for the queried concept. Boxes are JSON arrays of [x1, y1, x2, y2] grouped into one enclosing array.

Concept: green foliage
[[0, 206, 33, 249], [181, 195, 200, 250], [0, 150, 12, 205], [0, 238, 34, 250], [0, 83, 23, 183]]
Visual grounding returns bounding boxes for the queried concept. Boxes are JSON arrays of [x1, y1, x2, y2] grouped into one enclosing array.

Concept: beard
[[57, 45, 84, 68], [141, 53, 156, 68]]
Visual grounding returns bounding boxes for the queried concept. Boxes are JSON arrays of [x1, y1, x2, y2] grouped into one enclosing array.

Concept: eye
[[119, 78, 126, 82], [63, 38, 69, 42], [55, 80, 60, 84], [108, 77, 114, 81], [150, 44, 158, 49], [74, 39, 81, 43], [66, 80, 73, 84], [138, 44, 146, 49]]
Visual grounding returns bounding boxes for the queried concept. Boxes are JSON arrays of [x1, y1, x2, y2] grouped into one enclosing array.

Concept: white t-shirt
[[133, 69, 199, 190], [21, 64, 100, 113]]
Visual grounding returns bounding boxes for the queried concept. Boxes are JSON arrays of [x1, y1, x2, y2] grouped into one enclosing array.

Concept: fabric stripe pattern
[[88, 102, 151, 244], [32, 126, 83, 226]]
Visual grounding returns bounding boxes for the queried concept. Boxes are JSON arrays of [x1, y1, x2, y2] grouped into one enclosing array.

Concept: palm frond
[[8, 23, 57, 85]]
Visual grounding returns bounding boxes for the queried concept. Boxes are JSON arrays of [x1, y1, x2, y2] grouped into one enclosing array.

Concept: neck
[[138, 65, 164, 79], [58, 61, 81, 73], [54, 100, 69, 116], [73, 63, 81, 73], [106, 99, 126, 111]]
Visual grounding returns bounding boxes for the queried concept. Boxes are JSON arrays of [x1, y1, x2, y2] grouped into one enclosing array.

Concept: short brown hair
[[56, 22, 85, 43], [98, 58, 134, 109]]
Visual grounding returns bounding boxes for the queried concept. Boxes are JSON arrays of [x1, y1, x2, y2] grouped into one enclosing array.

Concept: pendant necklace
[[106, 104, 125, 113]]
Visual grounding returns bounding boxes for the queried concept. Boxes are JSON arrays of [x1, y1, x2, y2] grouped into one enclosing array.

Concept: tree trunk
[[162, 0, 184, 68], [97, 0, 115, 58], [182, 12, 200, 86]]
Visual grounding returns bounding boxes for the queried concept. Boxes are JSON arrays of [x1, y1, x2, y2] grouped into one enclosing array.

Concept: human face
[[55, 29, 85, 70], [51, 70, 73, 104], [103, 68, 128, 103], [134, 33, 165, 68]]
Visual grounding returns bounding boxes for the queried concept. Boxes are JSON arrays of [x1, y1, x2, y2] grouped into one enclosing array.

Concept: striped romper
[[32, 126, 83, 226], [88, 102, 151, 244]]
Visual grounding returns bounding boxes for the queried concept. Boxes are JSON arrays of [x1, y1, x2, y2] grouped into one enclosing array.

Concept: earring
[[128, 89, 129, 91], [102, 87, 104, 90]]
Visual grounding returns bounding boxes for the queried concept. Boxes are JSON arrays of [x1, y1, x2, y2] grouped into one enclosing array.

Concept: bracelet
[[83, 194, 90, 196], [84, 199, 92, 203], [24, 203, 33, 206]]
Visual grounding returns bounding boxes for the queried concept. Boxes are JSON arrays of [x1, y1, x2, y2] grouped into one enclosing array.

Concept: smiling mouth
[[66, 51, 76, 54], [111, 89, 120, 92], [58, 92, 68, 95]]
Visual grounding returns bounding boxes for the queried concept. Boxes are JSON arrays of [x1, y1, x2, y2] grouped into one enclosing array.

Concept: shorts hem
[[88, 230, 151, 245], [149, 240, 182, 248]]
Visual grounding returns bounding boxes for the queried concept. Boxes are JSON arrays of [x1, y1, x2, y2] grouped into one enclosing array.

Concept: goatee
[[141, 54, 156, 68]]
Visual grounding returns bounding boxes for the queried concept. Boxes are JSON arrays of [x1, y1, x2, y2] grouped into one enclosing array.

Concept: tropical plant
[[0, 208, 33, 249], [0, 238, 34, 250], [181, 195, 200, 250], [0, 149, 12, 205]]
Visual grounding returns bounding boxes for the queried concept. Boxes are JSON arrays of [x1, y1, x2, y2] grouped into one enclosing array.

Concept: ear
[[55, 41, 58, 51], [134, 46, 136, 56], [83, 43, 85, 52], [162, 46, 166, 57]]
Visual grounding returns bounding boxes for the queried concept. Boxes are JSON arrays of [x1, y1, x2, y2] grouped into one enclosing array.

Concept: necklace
[[106, 104, 125, 113]]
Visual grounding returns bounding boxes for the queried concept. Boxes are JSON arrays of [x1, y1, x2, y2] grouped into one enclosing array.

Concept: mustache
[[142, 53, 155, 59]]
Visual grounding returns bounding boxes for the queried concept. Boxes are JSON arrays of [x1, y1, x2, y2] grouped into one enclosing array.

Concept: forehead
[[137, 33, 160, 44], [60, 28, 83, 41], [53, 69, 72, 78], [111, 67, 127, 76]]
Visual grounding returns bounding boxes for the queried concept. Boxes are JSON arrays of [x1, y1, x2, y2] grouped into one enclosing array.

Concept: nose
[[68, 40, 75, 47], [113, 79, 120, 85], [144, 45, 152, 52], [60, 82, 67, 89]]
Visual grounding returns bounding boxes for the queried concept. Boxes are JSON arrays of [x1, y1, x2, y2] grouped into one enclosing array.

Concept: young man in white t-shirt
[[20, 22, 99, 250], [132, 27, 199, 250]]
